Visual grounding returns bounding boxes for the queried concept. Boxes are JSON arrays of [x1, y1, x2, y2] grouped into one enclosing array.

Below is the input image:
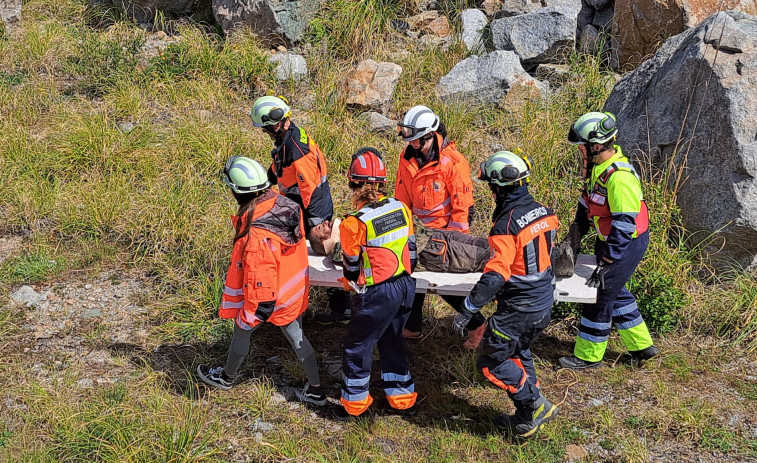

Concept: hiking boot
[[197, 364, 233, 390], [314, 311, 350, 325], [294, 382, 327, 406], [463, 324, 486, 350], [334, 406, 372, 421], [558, 355, 602, 370], [495, 394, 558, 438], [402, 329, 422, 340], [618, 345, 659, 367], [386, 403, 419, 417]]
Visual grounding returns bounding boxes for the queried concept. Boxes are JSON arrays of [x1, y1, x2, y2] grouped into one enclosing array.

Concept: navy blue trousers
[[341, 274, 416, 408]]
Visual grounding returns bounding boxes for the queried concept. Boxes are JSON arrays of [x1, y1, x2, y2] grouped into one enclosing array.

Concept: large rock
[[491, 2, 581, 67], [89, 0, 209, 24], [613, 0, 756, 68], [269, 53, 308, 80], [605, 11, 757, 269], [0, 0, 21, 35], [212, 0, 320, 44], [499, 0, 541, 17], [460, 9, 488, 51], [435, 50, 547, 105], [343, 60, 402, 113]]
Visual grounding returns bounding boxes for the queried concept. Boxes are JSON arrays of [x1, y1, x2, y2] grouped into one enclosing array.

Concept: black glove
[[586, 260, 611, 289], [565, 222, 583, 257]]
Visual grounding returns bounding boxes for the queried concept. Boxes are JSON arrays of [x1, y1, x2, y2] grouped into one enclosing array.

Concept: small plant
[[0, 249, 64, 284]]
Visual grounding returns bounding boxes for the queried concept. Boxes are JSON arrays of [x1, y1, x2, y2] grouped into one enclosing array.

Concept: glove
[[337, 277, 353, 292], [452, 298, 478, 338], [586, 260, 612, 289], [565, 222, 583, 257], [452, 311, 473, 338]]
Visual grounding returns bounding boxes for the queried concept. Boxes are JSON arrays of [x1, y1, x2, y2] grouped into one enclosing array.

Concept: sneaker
[[495, 395, 558, 438], [618, 345, 659, 367], [197, 364, 233, 390], [402, 329, 422, 339], [294, 382, 327, 406], [463, 324, 486, 350], [314, 312, 350, 325], [558, 355, 602, 370]]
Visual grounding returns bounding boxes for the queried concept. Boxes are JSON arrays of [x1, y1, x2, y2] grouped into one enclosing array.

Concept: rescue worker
[[453, 151, 559, 438], [250, 95, 351, 325], [338, 147, 418, 418], [394, 105, 483, 348], [197, 156, 326, 406], [559, 111, 659, 369]]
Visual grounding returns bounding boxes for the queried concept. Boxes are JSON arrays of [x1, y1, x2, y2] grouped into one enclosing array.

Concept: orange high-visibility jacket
[[270, 122, 333, 230], [219, 192, 310, 328], [394, 132, 474, 232]]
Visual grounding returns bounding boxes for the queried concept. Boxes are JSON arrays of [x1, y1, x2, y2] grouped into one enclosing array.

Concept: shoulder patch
[[299, 129, 309, 145]]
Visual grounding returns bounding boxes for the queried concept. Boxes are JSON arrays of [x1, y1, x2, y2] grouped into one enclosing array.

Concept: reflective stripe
[[612, 302, 639, 317], [509, 271, 551, 283], [384, 385, 415, 397], [321, 174, 328, 184], [341, 390, 370, 402], [221, 300, 244, 309], [235, 311, 254, 331], [463, 297, 481, 313], [580, 317, 612, 330], [381, 372, 412, 382], [409, 251, 417, 259], [224, 286, 244, 296], [612, 221, 637, 232], [525, 241, 537, 275], [343, 374, 371, 387], [419, 215, 443, 224], [412, 197, 451, 216], [449, 221, 469, 230], [274, 286, 306, 311], [363, 267, 372, 278], [344, 262, 360, 272], [279, 267, 309, 296], [367, 227, 409, 246], [344, 254, 360, 263], [616, 317, 644, 331], [578, 331, 610, 343]]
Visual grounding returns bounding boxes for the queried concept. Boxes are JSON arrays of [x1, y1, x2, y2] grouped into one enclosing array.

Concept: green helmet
[[250, 96, 291, 128], [478, 151, 532, 187], [568, 111, 618, 144], [222, 156, 271, 194]]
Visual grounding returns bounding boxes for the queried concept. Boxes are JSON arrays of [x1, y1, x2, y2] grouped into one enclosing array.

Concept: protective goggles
[[261, 107, 286, 125], [397, 123, 426, 139]]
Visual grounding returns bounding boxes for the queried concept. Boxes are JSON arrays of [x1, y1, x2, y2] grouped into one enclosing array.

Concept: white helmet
[[398, 105, 440, 142]]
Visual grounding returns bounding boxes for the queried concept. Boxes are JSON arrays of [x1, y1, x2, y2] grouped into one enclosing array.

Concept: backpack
[[418, 229, 490, 273]]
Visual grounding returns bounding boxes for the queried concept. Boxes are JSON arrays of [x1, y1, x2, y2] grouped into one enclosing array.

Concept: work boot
[[495, 394, 558, 438], [558, 355, 602, 370], [618, 345, 659, 367], [463, 324, 486, 350], [314, 311, 350, 325]]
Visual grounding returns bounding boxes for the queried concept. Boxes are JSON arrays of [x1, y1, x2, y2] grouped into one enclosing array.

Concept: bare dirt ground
[[1, 235, 756, 462]]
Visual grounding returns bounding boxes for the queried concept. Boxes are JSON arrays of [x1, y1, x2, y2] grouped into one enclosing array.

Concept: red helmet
[[348, 147, 387, 183]]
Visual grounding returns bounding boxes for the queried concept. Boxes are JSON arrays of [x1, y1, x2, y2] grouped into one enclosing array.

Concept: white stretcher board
[[307, 243, 597, 304]]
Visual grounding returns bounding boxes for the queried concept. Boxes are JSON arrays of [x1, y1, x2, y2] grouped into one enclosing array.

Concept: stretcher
[[307, 244, 597, 304]]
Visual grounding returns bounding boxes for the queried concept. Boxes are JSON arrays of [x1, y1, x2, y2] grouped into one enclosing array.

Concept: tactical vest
[[586, 161, 649, 241], [352, 198, 412, 286]]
